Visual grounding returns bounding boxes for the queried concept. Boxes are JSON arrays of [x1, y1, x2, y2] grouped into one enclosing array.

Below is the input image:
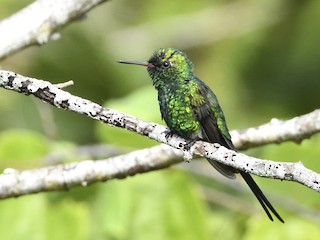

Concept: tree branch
[[0, 70, 319, 150], [0, 0, 107, 59], [0, 145, 181, 199], [231, 109, 320, 150], [0, 69, 319, 199]]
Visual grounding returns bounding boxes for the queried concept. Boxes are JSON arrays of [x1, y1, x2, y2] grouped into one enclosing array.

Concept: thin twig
[[54, 80, 74, 89]]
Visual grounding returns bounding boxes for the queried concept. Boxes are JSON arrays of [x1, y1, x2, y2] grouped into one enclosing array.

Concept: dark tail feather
[[240, 172, 284, 223]]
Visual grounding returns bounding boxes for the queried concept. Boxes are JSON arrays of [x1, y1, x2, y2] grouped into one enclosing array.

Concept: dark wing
[[193, 78, 284, 223], [157, 89, 167, 121], [192, 79, 236, 179]]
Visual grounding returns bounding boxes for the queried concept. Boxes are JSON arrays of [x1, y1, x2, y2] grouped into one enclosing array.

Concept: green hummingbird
[[118, 48, 284, 223]]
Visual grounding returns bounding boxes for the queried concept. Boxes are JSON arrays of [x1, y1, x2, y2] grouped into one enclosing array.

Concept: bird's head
[[147, 48, 194, 81], [118, 48, 194, 85]]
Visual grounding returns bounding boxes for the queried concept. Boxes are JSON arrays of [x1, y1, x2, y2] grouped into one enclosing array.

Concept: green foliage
[[0, 129, 49, 169], [0, 194, 90, 240], [0, 0, 32, 18], [97, 86, 162, 148], [90, 171, 211, 240], [244, 217, 320, 240]]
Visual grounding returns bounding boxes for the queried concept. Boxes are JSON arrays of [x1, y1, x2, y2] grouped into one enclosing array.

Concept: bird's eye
[[162, 61, 171, 68]]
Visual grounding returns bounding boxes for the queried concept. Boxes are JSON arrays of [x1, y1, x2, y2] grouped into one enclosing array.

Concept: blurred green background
[[0, 0, 320, 239]]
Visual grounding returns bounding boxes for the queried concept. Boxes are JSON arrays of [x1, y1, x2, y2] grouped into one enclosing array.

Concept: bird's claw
[[165, 130, 175, 139]]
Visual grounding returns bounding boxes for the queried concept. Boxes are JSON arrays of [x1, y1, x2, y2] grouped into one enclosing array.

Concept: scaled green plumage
[[118, 48, 284, 223]]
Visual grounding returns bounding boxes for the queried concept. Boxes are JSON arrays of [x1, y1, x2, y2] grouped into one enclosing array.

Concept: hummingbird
[[118, 48, 284, 223]]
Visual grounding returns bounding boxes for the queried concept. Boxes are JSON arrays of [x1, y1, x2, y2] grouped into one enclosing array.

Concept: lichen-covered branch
[[0, 145, 182, 199], [191, 142, 320, 192], [0, 0, 107, 59], [0, 70, 319, 150], [0, 70, 320, 199], [0, 142, 319, 199], [231, 110, 320, 150]]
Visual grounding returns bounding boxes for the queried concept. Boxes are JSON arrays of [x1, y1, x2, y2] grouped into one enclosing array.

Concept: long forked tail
[[240, 172, 284, 223]]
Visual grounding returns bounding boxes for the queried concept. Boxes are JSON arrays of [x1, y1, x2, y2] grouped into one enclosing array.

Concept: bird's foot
[[180, 139, 199, 163], [164, 130, 175, 139], [183, 139, 198, 151]]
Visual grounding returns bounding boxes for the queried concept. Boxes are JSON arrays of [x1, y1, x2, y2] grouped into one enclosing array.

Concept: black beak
[[117, 60, 154, 68]]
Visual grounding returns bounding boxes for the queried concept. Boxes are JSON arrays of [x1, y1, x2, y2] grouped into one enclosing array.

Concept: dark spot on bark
[[142, 124, 155, 135], [284, 173, 294, 179], [7, 75, 15, 86], [127, 165, 144, 176], [60, 100, 69, 109], [34, 87, 56, 105], [88, 111, 96, 117], [101, 112, 111, 123], [117, 117, 124, 126], [213, 143, 220, 149], [113, 118, 122, 127], [20, 80, 32, 94]]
